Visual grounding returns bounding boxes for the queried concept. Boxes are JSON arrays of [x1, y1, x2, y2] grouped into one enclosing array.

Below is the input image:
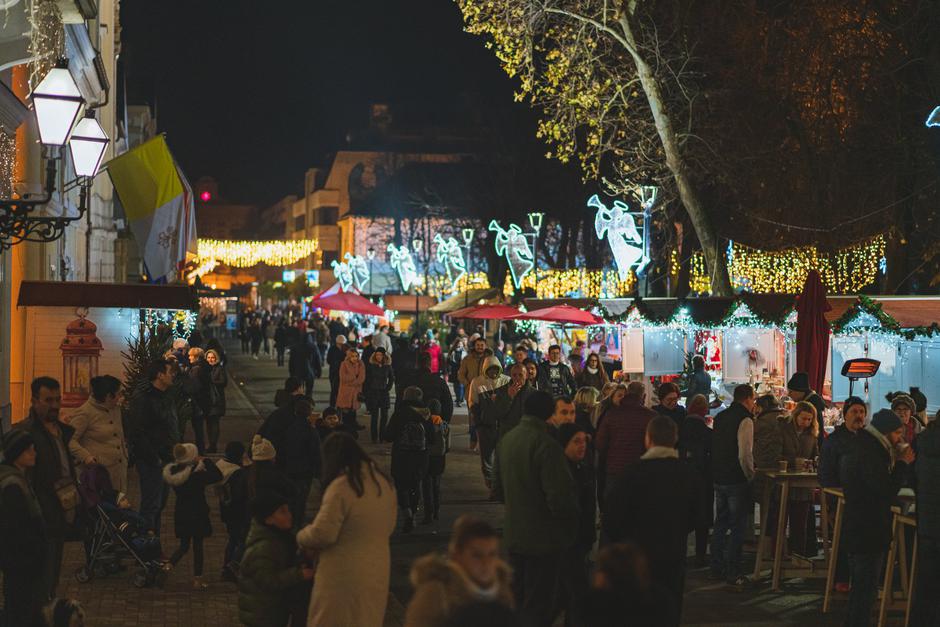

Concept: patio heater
[[840, 357, 881, 398]]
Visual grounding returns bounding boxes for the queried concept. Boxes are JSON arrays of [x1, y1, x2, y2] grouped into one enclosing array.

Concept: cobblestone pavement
[[11, 339, 905, 626]]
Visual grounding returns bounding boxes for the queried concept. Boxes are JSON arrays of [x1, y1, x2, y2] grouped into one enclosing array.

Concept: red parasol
[[310, 290, 384, 317], [796, 269, 832, 394], [447, 304, 521, 320], [508, 304, 605, 326]]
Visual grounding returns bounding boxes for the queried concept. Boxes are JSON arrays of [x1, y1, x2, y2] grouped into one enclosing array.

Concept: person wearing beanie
[[216, 441, 250, 582], [604, 416, 698, 626], [163, 442, 223, 589], [0, 430, 47, 626], [246, 435, 296, 511], [840, 407, 915, 626], [887, 392, 921, 445], [238, 492, 314, 627], [818, 397, 867, 592], [786, 372, 827, 444]]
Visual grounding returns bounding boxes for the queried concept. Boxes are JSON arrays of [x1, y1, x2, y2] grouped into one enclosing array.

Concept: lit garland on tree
[[504, 269, 636, 299], [0, 133, 14, 198], [671, 236, 885, 294], [144, 309, 197, 339], [197, 239, 319, 268]]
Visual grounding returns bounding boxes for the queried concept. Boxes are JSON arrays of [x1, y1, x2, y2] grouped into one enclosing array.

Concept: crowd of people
[[2, 307, 939, 627]]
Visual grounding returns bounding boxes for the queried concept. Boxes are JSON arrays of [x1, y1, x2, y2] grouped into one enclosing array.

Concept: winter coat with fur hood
[[404, 553, 514, 627], [163, 458, 223, 538]]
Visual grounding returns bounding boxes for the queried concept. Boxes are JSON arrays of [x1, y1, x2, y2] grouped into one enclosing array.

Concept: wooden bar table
[[821, 487, 845, 613], [752, 469, 826, 591], [877, 506, 917, 627]]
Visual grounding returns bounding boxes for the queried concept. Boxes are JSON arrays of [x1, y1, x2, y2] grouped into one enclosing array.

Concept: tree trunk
[[619, 16, 733, 296]]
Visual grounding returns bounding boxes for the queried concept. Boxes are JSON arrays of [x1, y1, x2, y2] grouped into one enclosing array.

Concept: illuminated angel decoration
[[926, 106, 940, 127], [433, 234, 467, 291], [344, 253, 370, 292], [590, 194, 649, 280], [488, 220, 534, 288], [330, 259, 354, 291], [387, 244, 418, 292]]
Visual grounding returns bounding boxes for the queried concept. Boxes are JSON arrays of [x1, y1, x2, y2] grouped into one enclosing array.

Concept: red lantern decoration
[[59, 311, 103, 408]]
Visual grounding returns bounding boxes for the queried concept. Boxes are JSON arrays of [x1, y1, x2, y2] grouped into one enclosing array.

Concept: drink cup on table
[[794, 457, 806, 472], [778, 459, 789, 473]]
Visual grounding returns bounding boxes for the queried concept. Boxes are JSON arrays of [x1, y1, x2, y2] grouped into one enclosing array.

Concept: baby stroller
[[74, 465, 166, 588]]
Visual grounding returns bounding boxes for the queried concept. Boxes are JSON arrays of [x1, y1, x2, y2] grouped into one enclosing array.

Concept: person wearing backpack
[[384, 386, 432, 533], [422, 398, 450, 527]]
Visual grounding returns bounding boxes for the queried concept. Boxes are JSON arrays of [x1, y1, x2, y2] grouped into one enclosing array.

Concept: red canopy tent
[[310, 290, 384, 317], [796, 270, 832, 395], [447, 304, 521, 320], [508, 304, 605, 326]]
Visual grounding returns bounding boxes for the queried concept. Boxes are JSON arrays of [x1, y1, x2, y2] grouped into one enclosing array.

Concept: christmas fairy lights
[[504, 268, 636, 299], [144, 309, 196, 339], [197, 239, 319, 268], [672, 236, 885, 295]]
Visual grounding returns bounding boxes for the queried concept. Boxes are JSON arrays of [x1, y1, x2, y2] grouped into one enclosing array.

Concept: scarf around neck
[[640, 446, 679, 460]]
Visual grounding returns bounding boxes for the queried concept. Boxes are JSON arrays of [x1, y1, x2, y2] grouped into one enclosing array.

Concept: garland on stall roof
[[830, 295, 940, 340]]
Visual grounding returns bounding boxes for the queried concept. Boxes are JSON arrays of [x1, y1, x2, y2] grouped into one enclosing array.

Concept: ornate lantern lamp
[[59, 310, 103, 408]]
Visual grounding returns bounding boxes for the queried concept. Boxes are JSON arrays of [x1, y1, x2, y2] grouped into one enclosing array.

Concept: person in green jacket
[[494, 389, 579, 627], [238, 492, 314, 627]]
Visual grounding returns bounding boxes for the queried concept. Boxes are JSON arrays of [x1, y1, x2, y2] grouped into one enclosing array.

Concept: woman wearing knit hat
[[0, 430, 47, 626], [887, 392, 921, 445], [245, 435, 296, 509], [162, 443, 223, 589]]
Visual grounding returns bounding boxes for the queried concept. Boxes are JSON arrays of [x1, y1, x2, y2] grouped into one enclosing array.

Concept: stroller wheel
[[75, 566, 93, 583], [132, 568, 149, 588]]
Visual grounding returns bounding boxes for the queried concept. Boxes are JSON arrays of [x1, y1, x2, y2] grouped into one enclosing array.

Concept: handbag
[[53, 476, 79, 524]]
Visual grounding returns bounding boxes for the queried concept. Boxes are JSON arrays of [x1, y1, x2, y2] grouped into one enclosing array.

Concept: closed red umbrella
[[447, 304, 521, 320], [796, 269, 832, 394], [508, 304, 605, 326], [311, 290, 385, 317]]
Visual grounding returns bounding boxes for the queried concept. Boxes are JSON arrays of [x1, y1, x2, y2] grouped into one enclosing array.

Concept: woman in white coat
[[296, 432, 397, 627], [68, 375, 128, 492]]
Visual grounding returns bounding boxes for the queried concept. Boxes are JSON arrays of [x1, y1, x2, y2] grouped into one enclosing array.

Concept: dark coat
[[653, 404, 687, 434], [186, 359, 213, 417], [604, 456, 698, 595], [216, 461, 250, 529], [840, 427, 910, 554], [326, 344, 346, 380], [0, 462, 47, 568], [127, 384, 180, 466], [364, 362, 394, 410], [537, 362, 576, 398], [685, 368, 711, 405], [577, 587, 677, 627], [818, 424, 857, 488], [384, 400, 431, 482], [273, 325, 290, 350], [281, 415, 322, 482], [289, 335, 322, 381], [480, 383, 533, 440], [574, 368, 607, 392], [238, 519, 306, 627], [258, 396, 303, 467], [21, 415, 77, 539], [246, 461, 296, 503], [412, 369, 454, 422], [163, 458, 223, 539], [915, 423, 940, 541], [207, 363, 227, 417], [568, 458, 597, 551], [678, 414, 714, 528], [595, 399, 657, 477]]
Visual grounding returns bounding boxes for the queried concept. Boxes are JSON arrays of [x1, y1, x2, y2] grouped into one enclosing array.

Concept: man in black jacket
[[18, 377, 77, 599], [537, 345, 576, 399], [288, 331, 322, 398], [841, 409, 914, 627], [604, 416, 697, 626], [911, 418, 939, 625], [412, 351, 454, 423], [709, 384, 756, 586], [279, 399, 321, 529], [326, 335, 347, 407], [127, 360, 180, 536]]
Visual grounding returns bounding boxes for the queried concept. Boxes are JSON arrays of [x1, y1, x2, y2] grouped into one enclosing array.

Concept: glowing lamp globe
[[200, 190, 212, 202], [68, 113, 109, 177], [31, 65, 85, 147]]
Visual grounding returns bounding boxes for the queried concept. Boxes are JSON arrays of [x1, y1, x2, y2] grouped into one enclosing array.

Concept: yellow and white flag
[[107, 136, 197, 282]]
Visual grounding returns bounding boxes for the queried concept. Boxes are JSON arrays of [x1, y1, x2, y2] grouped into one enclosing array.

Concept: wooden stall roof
[[384, 294, 437, 312], [824, 296, 940, 328], [17, 281, 196, 310], [429, 288, 500, 313]]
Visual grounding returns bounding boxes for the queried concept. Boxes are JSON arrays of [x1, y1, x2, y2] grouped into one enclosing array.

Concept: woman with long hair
[[573, 386, 600, 437], [592, 383, 627, 432], [781, 401, 820, 556], [336, 348, 366, 436], [296, 433, 396, 627], [576, 352, 609, 392]]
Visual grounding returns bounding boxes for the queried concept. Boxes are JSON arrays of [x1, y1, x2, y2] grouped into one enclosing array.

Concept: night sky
[[121, 0, 523, 206]]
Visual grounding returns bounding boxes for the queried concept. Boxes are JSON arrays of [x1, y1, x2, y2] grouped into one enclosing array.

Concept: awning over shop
[[18, 281, 196, 310], [429, 288, 500, 313], [383, 294, 436, 312]]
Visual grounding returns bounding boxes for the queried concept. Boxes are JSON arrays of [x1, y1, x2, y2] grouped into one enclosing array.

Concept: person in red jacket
[[423, 331, 443, 374], [595, 381, 657, 507]]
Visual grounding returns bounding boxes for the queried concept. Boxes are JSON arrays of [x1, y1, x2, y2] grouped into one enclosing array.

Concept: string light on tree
[[197, 239, 319, 268], [144, 309, 196, 339]]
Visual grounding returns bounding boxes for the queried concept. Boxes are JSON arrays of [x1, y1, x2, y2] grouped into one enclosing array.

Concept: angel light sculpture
[[590, 194, 650, 280], [433, 234, 467, 291], [489, 220, 534, 288], [387, 243, 418, 292], [344, 253, 370, 292]]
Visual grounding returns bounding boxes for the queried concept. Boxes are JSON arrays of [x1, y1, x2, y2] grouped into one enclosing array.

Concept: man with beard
[[17, 377, 77, 598]]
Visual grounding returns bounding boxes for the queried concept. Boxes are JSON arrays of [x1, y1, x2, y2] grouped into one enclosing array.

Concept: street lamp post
[[367, 247, 375, 296], [527, 212, 544, 294], [462, 227, 474, 308]]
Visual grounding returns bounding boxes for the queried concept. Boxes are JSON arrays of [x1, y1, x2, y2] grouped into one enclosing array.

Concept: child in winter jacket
[[422, 399, 450, 526], [163, 443, 223, 589], [238, 492, 314, 627]]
